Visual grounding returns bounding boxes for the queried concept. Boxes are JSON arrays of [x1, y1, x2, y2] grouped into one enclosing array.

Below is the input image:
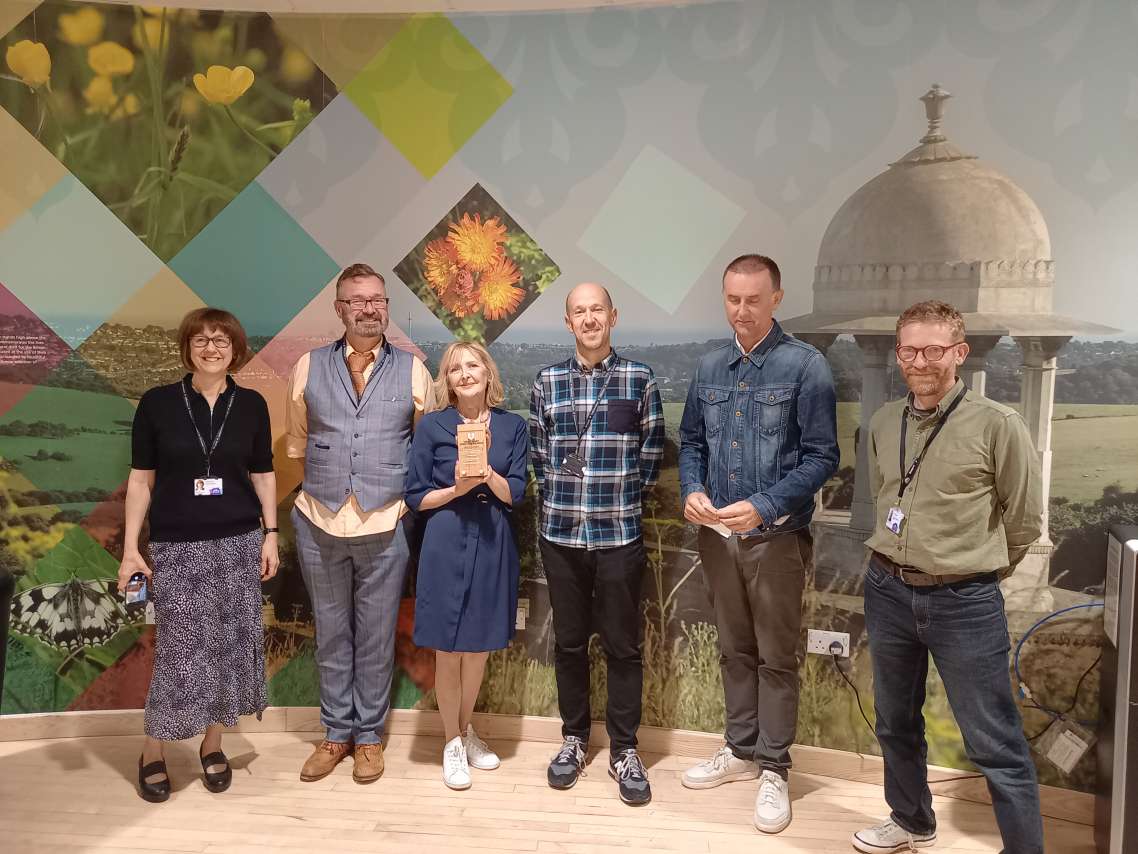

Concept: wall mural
[[2, 1, 1136, 796]]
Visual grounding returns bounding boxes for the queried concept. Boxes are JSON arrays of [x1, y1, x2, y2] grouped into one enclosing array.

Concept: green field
[[660, 401, 1138, 504], [0, 385, 134, 510]]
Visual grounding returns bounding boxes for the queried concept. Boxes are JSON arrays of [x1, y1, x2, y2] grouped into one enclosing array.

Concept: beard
[[351, 317, 385, 337]]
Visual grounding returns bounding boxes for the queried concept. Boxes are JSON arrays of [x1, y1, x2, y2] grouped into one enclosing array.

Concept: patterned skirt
[[144, 528, 267, 741]]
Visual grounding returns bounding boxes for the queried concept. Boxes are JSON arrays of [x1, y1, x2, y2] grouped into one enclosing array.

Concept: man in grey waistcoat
[[285, 263, 434, 783]]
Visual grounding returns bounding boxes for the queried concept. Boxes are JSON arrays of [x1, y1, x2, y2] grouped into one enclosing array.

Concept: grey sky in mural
[[452, 0, 1138, 342]]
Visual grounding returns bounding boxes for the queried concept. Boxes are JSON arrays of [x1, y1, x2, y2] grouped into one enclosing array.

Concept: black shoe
[[609, 749, 651, 806], [200, 748, 232, 793], [547, 736, 587, 790], [138, 756, 171, 803]]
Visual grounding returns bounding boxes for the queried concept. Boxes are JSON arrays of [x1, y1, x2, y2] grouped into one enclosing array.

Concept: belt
[[869, 553, 997, 588]]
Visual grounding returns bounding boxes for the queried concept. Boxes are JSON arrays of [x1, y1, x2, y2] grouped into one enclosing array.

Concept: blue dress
[[405, 407, 529, 652]]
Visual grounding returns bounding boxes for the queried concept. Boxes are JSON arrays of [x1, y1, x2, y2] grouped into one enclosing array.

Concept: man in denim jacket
[[678, 254, 838, 834]]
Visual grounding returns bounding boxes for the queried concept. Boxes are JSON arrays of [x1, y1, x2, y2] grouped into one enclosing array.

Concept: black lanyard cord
[[571, 359, 616, 452], [181, 379, 237, 478], [897, 388, 966, 501]]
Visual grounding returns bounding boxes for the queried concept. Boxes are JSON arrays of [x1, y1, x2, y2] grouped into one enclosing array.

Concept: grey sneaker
[[852, 818, 936, 852], [609, 748, 651, 806], [753, 769, 791, 833], [681, 744, 760, 789], [547, 736, 587, 790]]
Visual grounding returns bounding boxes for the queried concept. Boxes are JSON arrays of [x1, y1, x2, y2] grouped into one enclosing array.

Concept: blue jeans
[[863, 554, 1043, 854]]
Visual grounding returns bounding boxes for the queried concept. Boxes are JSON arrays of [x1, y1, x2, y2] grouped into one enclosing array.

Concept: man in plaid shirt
[[529, 282, 664, 806]]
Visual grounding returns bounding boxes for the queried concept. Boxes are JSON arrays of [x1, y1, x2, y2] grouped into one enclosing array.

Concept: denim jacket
[[678, 320, 839, 535]]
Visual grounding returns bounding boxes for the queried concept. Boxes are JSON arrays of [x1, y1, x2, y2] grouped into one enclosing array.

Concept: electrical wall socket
[[516, 598, 530, 630], [807, 629, 850, 657]]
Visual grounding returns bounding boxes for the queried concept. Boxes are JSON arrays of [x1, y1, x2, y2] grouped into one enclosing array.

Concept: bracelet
[[262, 527, 279, 534]]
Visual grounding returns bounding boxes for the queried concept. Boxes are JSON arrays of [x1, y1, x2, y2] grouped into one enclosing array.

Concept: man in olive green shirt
[[852, 300, 1044, 854]]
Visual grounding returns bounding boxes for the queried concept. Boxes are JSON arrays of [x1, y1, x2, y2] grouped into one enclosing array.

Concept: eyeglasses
[[896, 342, 962, 363], [190, 335, 232, 350], [336, 296, 390, 311]]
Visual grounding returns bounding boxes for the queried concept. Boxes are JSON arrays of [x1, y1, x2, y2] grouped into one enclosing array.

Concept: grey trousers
[[292, 506, 410, 745], [698, 526, 810, 771]]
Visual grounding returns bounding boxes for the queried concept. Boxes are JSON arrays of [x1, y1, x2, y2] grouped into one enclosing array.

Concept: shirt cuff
[[680, 483, 705, 505], [748, 493, 778, 530]]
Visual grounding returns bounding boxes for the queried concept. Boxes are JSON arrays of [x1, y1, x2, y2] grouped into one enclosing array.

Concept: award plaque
[[456, 422, 489, 478]]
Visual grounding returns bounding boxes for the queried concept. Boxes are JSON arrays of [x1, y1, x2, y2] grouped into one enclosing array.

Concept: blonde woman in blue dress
[[405, 342, 528, 789]]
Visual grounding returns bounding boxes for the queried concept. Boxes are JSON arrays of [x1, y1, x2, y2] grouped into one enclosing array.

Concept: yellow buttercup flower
[[279, 46, 315, 85], [82, 74, 116, 112], [83, 76, 140, 120], [111, 93, 140, 120], [6, 40, 51, 88], [88, 41, 134, 77], [58, 7, 105, 47], [133, 17, 168, 52], [477, 256, 524, 320], [192, 65, 254, 106], [448, 213, 506, 273]]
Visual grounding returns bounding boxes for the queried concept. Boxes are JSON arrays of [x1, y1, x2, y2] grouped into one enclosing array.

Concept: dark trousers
[[864, 554, 1044, 854], [698, 527, 809, 772], [540, 535, 646, 752]]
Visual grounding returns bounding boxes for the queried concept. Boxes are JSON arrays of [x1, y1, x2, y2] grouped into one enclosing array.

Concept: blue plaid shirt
[[529, 351, 665, 550]]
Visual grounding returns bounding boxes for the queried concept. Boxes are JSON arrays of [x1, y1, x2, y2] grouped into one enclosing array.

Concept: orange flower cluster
[[422, 213, 524, 320]]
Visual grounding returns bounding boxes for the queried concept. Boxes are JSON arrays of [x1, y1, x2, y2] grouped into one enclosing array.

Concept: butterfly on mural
[[9, 578, 133, 667]]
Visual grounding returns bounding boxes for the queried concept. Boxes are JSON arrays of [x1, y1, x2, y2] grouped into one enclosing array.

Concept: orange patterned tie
[[346, 350, 374, 399]]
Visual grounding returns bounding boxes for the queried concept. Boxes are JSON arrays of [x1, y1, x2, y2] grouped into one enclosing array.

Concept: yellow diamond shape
[[344, 14, 512, 178]]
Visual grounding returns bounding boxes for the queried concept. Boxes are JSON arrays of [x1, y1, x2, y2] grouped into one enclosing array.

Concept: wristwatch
[[262, 527, 279, 534]]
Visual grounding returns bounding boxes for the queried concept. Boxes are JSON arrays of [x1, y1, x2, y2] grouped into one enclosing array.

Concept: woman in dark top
[[405, 342, 528, 790], [116, 307, 279, 803]]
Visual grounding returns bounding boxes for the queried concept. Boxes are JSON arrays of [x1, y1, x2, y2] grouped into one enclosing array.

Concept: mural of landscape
[[3, 0, 1136, 797]]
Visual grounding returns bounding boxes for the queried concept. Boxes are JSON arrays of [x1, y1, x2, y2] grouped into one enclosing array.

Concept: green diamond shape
[[344, 14, 512, 178]]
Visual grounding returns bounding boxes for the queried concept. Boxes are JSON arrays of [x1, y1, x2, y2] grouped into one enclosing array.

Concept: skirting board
[[0, 706, 1093, 826]]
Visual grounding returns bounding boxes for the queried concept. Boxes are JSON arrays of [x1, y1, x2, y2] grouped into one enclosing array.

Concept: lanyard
[[181, 378, 236, 477], [897, 388, 966, 501], [571, 358, 616, 451]]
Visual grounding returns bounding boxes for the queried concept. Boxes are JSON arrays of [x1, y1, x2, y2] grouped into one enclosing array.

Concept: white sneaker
[[682, 744, 760, 789], [852, 818, 936, 852], [753, 769, 791, 834], [463, 724, 500, 771], [442, 736, 471, 790]]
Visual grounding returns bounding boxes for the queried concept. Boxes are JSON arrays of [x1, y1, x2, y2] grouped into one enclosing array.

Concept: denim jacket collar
[[727, 320, 784, 369]]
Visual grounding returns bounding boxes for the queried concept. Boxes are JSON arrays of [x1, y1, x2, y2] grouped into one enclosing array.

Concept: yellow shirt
[[285, 341, 434, 537]]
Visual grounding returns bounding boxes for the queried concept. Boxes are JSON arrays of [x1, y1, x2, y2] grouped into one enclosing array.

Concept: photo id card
[[885, 506, 906, 535], [561, 452, 587, 478], [194, 477, 224, 496]]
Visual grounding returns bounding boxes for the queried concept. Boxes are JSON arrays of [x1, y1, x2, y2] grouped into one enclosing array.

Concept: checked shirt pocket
[[606, 399, 640, 433]]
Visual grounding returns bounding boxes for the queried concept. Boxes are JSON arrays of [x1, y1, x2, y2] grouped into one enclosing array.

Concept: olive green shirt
[[866, 379, 1043, 578]]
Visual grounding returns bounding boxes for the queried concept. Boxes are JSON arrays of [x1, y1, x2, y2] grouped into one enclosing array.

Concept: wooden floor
[[0, 731, 1095, 854]]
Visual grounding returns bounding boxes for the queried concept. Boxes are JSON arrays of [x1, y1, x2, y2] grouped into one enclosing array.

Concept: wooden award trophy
[[456, 422, 489, 478]]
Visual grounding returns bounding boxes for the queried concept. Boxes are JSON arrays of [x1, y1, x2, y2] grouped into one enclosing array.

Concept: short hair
[[430, 341, 505, 412], [336, 263, 385, 294], [565, 283, 613, 314], [896, 300, 966, 341], [177, 307, 250, 372], [723, 254, 781, 290]]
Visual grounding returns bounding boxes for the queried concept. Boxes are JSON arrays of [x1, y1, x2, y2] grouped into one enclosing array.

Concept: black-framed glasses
[[336, 296, 390, 311], [190, 334, 232, 350], [896, 342, 963, 363]]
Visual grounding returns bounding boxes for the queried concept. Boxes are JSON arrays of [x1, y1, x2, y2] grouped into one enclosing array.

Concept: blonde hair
[[430, 341, 504, 412]]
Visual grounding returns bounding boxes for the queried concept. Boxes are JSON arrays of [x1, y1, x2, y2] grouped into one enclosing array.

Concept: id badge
[[194, 477, 224, 496], [885, 506, 906, 535], [561, 452, 587, 478]]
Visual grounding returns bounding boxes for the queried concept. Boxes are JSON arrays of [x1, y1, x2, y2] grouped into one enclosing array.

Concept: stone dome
[[818, 85, 1050, 267], [818, 157, 1051, 267]]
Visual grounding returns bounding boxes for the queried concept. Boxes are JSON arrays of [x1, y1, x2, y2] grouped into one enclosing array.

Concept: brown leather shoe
[[300, 740, 352, 782], [352, 743, 385, 783]]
